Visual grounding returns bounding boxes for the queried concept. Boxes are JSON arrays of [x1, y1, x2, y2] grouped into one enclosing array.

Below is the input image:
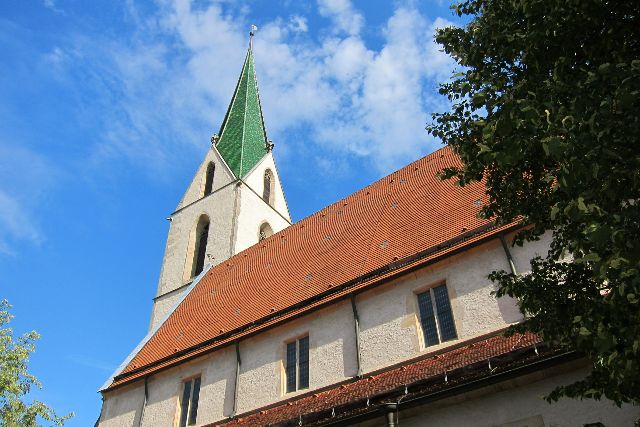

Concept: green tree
[[0, 300, 73, 426], [428, 0, 640, 405]]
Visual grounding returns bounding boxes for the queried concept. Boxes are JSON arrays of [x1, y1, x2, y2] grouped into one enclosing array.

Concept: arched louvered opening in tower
[[258, 222, 273, 242], [184, 214, 210, 281], [263, 169, 274, 207], [202, 162, 215, 197]]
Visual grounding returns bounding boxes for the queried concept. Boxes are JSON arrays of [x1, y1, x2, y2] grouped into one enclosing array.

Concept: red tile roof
[[107, 146, 517, 389], [210, 332, 542, 426]]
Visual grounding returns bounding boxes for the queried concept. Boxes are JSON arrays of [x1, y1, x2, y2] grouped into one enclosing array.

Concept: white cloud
[[58, 0, 457, 176], [317, 0, 364, 36], [323, 36, 372, 82], [288, 15, 308, 33], [43, 0, 63, 14], [0, 145, 57, 254], [0, 192, 40, 255], [65, 354, 116, 372]]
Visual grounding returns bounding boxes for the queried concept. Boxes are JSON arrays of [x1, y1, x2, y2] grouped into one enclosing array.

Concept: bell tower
[[149, 33, 292, 329]]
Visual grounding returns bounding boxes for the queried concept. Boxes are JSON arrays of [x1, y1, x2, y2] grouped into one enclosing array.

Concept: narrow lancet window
[[203, 162, 215, 196], [263, 169, 274, 206], [189, 215, 210, 278]]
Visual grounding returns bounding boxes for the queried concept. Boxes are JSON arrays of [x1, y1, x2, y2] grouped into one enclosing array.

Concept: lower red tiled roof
[[210, 332, 542, 426], [108, 146, 519, 389]]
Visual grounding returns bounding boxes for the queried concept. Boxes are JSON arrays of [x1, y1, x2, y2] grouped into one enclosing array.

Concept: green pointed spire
[[215, 43, 269, 178]]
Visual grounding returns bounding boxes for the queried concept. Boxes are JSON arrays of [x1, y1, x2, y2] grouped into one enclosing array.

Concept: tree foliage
[[428, 0, 640, 405], [0, 300, 72, 426]]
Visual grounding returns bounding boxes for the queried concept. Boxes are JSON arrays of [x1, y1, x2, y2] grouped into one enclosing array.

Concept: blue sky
[[0, 0, 463, 424]]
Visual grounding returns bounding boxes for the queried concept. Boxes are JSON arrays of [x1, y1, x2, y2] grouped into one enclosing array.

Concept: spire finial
[[249, 24, 258, 50]]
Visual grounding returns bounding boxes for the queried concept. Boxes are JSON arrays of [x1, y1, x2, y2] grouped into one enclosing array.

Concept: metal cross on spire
[[249, 24, 258, 50]]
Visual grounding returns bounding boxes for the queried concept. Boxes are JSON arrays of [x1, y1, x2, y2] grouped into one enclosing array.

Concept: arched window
[[203, 162, 215, 197], [193, 219, 209, 276], [185, 214, 210, 280], [258, 222, 274, 242], [263, 169, 274, 206]]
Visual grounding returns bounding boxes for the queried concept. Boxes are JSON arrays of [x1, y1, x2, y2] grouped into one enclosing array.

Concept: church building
[[97, 35, 639, 427]]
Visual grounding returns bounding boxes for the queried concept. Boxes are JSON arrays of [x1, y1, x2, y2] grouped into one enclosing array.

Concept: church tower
[[149, 36, 291, 329]]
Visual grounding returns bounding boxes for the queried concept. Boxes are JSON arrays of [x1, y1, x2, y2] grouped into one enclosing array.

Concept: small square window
[[417, 284, 457, 347], [178, 376, 201, 427], [285, 336, 309, 393]]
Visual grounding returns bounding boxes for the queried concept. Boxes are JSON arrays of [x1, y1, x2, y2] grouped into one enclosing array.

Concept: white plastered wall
[[357, 236, 525, 374], [234, 299, 358, 414], [241, 152, 290, 222], [97, 382, 145, 427], [233, 152, 291, 253], [505, 229, 553, 273], [102, 234, 636, 426], [380, 363, 639, 427], [101, 235, 547, 426], [98, 348, 237, 427], [175, 147, 236, 211], [99, 300, 358, 427], [138, 347, 237, 427]]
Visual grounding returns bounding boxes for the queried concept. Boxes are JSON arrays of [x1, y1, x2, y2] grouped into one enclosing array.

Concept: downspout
[[350, 294, 362, 378], [383, 403, 397, 427], [231, 340, 242, 418], [499, 234, 518, 275], [137, 376, 149, 427], [384, 386, 408, 427]]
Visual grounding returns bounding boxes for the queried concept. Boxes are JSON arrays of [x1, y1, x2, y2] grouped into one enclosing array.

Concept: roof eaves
[[106, 221, 521, 390], [212, 144, 236, 180], [210, 332, 571, 427], [99, 263, 214, 391]]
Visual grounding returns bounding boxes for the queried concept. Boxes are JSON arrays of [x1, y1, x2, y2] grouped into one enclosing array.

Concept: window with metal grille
[[285, 336, 309, 393], [417, 284, 457, 347], [178, 376, 201, 427]]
